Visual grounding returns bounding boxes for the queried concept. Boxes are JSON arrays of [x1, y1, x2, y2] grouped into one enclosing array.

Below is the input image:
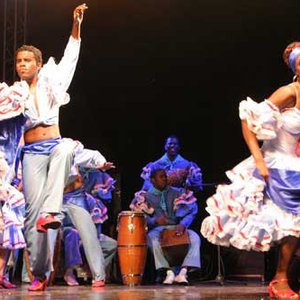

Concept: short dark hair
[[150, 167, 165, 179], [165, 134, 179, 143], [16, 45, 43, 64]]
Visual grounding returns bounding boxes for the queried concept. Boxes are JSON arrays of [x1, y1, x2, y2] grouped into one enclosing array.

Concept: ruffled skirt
[[0, 185, 26, 250], [200, 156, 300, 252]]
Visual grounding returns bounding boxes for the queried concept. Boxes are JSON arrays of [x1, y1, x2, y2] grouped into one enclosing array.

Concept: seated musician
[[131, 168, 201, 285], [140, 135, 203, 193], [62, 168, 117, 287]]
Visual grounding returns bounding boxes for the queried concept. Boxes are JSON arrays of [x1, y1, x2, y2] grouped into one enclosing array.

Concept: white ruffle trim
[[239, 97, 282, 140], [0, 81, 29, 121], [201, 158, 300, 252], [0, 184, 26, 250]]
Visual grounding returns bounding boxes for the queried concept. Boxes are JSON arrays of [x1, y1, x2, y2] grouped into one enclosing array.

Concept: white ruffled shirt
[[23, 36, 81, 131]]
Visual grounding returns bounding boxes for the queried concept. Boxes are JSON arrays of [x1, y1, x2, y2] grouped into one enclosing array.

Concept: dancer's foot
[[36, 214, 61, 232], [28, 278, 47, 291], [64, 273, 79, 286], [92, 279, 105, 287], [0, 276, 17, 289], [268, 278, 299, 299]]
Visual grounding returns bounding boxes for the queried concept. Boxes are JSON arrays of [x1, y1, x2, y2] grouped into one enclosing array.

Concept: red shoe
[[36, 214, 61, 232], [0, 276, 16, 289], [268, 279, 299, 299], [28, 278, 47, 291], [92, 280, 105, 287]]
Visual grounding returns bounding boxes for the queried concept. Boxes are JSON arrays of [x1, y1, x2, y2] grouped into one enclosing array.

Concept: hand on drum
[[175, 224, 186, 236]]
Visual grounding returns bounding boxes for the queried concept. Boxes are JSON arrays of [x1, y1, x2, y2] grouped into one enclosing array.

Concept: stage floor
[[0, 283, 269, 299]]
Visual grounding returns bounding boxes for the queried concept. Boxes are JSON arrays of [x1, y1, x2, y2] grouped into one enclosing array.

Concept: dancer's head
[[15, 45, 43, 83], [283, 41, 300, 76]]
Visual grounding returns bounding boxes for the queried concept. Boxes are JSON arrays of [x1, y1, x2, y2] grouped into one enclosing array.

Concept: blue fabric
[[153, 154, 189, 170], [254, 168, 300, 214], [148, 187, 167, 212], [289, 47, 300, 73], [142, 154, 202, 191], [22, 138, 61, 155], [63, 188, 89, 211], [79, 168, 113, 202], [63, 227, 83, 268], [63, 187, 107, 225], [0, 116, 25, 168], [145, 186, 198, 229]]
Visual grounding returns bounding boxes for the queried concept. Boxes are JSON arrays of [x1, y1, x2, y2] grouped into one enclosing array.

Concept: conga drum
[[117, 211, 147, 286]]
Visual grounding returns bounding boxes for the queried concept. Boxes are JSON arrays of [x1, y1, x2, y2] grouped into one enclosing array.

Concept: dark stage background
[[1, 0, 300, 210]]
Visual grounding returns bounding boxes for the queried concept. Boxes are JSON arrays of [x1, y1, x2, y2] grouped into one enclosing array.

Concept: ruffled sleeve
[[38, 36, 81, 106], [90, 173, 116, 202], [0, 81, 29, 120], [140, 162, 152, 181], [185, 162, 203, 191], [130, 190, 154, 215], [85, 193, 108, 224], [173, 190, 197, 210], [239, 97, 282, 140]]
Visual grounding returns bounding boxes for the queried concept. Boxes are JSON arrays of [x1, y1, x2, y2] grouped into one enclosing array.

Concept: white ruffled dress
[[0, 153, 25, 250], [201, 97, 300, 251]]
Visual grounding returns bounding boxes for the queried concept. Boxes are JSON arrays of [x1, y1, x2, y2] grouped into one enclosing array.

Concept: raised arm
[[45, 3, 88, 104], [71, 3, 88, 40]]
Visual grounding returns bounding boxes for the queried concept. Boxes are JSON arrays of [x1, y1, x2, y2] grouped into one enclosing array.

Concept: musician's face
[[165, 137, 180, 157], [151, 170, 168, 191]]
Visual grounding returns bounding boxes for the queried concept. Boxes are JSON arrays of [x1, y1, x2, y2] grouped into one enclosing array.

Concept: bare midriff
[[24, 124, 61, 144]]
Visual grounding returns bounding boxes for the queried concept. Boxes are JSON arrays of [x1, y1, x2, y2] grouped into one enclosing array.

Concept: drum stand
[[213, 245, 225, 284], [199, 245, 246, 286]]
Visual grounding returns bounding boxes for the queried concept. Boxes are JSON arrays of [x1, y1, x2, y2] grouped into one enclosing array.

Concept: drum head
[[118, 211, 145, 217]]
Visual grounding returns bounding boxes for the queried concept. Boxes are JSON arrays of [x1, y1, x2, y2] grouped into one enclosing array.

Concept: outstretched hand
[[73, 3, 88, 24], [98, 162, 116, 172]]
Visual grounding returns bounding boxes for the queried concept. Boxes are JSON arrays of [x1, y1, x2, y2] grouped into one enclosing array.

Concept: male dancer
[[12, 3, 113, 292]]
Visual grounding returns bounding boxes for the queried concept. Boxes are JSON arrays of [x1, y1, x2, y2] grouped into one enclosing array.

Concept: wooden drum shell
[[117, 211, 147, 286]]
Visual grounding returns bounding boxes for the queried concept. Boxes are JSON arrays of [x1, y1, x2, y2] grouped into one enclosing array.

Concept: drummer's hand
[[175, 224, 186, 236], [155, 215, 168, 226]]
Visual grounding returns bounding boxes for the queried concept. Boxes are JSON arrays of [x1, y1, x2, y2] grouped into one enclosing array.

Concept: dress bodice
[[239, 97, 300, 170], [263, 108, 300, 158]]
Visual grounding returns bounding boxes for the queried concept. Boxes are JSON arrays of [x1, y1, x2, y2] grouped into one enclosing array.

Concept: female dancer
[[201, 42, 300, 299], [0, 152, 25, 288]]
